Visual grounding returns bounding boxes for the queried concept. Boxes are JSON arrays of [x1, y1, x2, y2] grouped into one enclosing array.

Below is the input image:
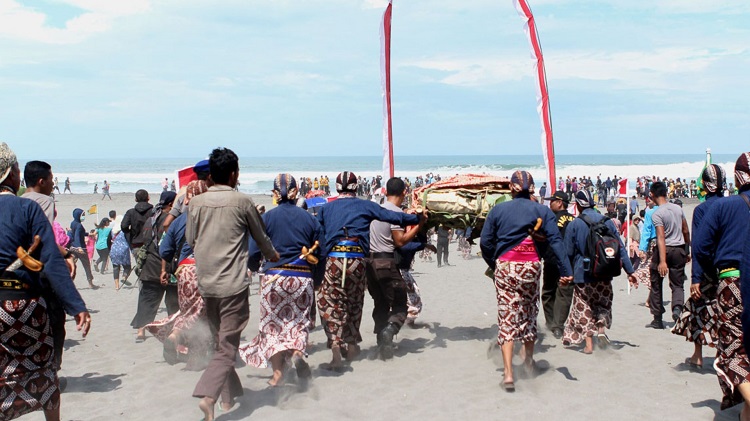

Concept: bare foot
[[220, 399, 234, 412], [267, 369, 284, 387], [198, 397, 215, 421], [321, 345, 344, 371]]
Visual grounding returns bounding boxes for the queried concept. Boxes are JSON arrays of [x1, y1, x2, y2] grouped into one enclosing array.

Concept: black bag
[[581, 215, 622, 280]]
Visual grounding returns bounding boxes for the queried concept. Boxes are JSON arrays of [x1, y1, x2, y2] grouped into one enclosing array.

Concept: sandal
[[597, 332, 611, 349], [501, 381, 515, 393]]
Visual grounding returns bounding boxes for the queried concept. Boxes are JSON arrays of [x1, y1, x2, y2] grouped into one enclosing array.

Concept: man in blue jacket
[[693, 152, 750, 416], [561, 190, 635, 354]]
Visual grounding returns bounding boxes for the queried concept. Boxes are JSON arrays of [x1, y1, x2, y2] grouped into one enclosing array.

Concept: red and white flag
[[176, 166, 197, 190], [380, 0, 395, 180], [618, 178, 628, 197], [514, 0, 556, 192]]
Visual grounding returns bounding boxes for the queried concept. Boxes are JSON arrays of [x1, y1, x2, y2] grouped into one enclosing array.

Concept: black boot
[[377, 323, 399, 360], [646, 317, 664, 329]]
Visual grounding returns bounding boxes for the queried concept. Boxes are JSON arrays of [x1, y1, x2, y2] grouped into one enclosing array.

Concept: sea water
[[32, 154, 737, 195]]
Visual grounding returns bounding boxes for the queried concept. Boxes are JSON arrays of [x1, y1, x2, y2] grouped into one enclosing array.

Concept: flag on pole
[[176, 165, 198, 190], [380, 0, 395, 180], [514, 0, 556, 192], [618, 178, 628, 197], [88, 204, 97, 215]]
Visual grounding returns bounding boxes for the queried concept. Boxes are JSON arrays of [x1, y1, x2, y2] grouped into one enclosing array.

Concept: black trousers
[[365, 257, 408, 334], [437, 240, 449, 265], [541, 261, 573, 330], [649, 245, 687, 317], [130, 281, 179, 329]]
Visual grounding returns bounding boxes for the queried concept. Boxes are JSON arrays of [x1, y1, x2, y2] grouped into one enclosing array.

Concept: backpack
[[581, 214, 622, 280]]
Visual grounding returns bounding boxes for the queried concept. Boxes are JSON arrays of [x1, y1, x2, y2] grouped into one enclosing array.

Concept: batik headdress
[[735, 152, 750, 191], [510, 170, 535, 195], [701, 164, 726, 195], [184, 180, 208, 206], [273, 173, 298, 203], [336, 171, 358, 193], [0, 142, 17, 185]]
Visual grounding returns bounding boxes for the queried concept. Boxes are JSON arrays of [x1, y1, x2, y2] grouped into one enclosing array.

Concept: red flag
[[177, 166, 197, 189], [618, 178, 628, 197], [380, 0, 395, 179], [514, 0, 556, 193]]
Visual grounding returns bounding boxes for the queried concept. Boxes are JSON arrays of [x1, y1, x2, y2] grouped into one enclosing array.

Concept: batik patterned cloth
[[493, 259, 542, 345], [562, 282, 613, 346], [0, 296, 59, 421], [145, 262, 205, 344], [714, 276, 750, 410], [317, 257, 367, 348], [671, 282, 718, 346], [400, 269, 422, 323], [239, 275, 313, 368], [631, 239, 656, 287], [109, 231, 131, 267]]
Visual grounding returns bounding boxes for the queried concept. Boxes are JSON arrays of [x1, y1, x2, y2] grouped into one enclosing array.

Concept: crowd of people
[[5, 141, 750, 420]]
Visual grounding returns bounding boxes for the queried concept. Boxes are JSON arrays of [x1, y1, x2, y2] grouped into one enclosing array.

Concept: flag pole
[[626, 179, 631, 295]]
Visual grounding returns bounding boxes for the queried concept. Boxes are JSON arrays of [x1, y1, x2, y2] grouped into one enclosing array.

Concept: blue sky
[[0, 0, 748, 159]]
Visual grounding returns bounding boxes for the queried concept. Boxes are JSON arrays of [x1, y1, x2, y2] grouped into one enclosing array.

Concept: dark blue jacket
[[693, 191, 750, 359], [250, 202, 325, 285], [690, 194, 722, 284], [2, 196, 87, 315], [396, 232, 427, 270], [316, 196, 420, 255], [694, 192, 749, 273], [69, 208, 87, 249], [480, 196, 572, 276], [160, 212, 192, 263], [563, 208, 634, 283]]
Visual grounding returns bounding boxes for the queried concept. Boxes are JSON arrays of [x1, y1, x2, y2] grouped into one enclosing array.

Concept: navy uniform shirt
[[690, 194, 722, 284], [316, 196, 420, 256], [480, 196, 572, 277], [0, 195, 86, 315]]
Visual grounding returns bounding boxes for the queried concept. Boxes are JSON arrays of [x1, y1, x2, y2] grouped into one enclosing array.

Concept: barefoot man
[[187, 148, 279, 421]]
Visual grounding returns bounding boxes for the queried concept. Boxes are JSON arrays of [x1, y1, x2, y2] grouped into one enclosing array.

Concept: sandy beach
[[24, 192, 733, 421]]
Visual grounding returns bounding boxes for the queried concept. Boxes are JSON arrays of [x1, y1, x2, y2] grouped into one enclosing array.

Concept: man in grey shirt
[[187, 148, 278, 421], [366, 178, 426, 359], [647, 182, 690, 329]]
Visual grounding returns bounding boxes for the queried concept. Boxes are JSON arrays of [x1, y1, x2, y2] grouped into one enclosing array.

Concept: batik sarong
[[493, 259, 542, 345], [562, 282, 613, 346], [714, 276, 750, 410], [145, 261, 205, 358], [631, 239, 656, 287], [400, 269, 422, 324], [0, 296, 59, 421], [317, 257, 367, 348], [239, 275, 313, 368], [671, 281, 718, 346]]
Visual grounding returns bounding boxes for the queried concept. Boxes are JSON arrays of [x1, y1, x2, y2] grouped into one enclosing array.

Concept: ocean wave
[[54, 159, 736, 194]]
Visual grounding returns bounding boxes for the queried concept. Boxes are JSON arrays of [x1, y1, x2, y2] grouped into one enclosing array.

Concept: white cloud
[[402, 47, 744, 90], [362, 0, 389, 10], [0, 0, 150, 44]]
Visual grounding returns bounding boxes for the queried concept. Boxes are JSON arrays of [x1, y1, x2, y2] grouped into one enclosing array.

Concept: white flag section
[[380, 0, 394, 180], [514, 0, 556, 192]]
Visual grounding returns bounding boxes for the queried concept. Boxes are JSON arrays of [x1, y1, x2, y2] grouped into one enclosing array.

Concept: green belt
[[719, 268, 740, 279]]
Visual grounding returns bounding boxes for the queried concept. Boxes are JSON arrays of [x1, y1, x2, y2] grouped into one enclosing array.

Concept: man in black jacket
[[121, 189, 153, 252], [541, 191, 576, 338]]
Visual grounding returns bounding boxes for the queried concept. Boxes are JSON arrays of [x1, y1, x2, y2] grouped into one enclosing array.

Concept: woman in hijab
[[146, 180, 211, 369], [480, 171, 573, 391], [239, 174, 324, 386], [672, 164, 726, 369]]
